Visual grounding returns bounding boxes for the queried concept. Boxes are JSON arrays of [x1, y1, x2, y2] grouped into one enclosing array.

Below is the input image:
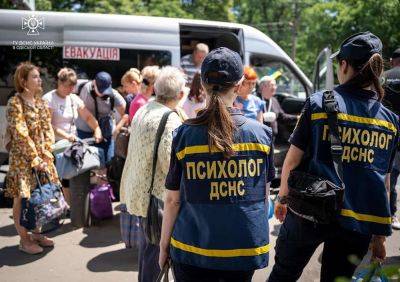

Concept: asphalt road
[[0, 202, 399, 282]]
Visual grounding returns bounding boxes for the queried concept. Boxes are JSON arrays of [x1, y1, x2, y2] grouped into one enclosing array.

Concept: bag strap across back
[[322, 90, 345, 188], [148, 110, 174, 194]]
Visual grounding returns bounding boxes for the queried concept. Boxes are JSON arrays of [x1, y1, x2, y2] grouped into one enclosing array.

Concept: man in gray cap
[[383, 48, 400, 230], [76, 71, 126, 163]]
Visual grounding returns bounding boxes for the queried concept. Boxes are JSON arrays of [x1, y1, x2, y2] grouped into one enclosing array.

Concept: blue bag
[[20, 171, 69, 232]]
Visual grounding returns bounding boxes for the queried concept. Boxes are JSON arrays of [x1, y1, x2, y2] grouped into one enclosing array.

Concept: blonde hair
[[121, 68, 142, 85], [141, 65, 160, 92], [57, 67, 77, 86], [14, 62, 39, 93]]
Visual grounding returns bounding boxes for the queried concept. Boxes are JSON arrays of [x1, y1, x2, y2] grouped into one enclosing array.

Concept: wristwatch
[[276, 195, 288, 204]]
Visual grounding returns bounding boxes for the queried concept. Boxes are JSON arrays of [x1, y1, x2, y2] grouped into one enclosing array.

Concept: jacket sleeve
[[6, 97, 42, 168], [273, 97, 298, 122]]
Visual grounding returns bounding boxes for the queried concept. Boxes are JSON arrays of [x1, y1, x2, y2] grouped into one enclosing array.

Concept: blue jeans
[[77, 129, 114, 164], [268, 211, 371, 282]]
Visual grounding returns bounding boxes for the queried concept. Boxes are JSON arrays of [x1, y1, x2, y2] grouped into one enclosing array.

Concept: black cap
[[392, 48, 400, 59], [201, 47, 243, 85], [95, 71, 113, 96], [331, 31, 382, 63]]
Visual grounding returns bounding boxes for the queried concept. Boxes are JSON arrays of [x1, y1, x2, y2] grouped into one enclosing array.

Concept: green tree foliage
[[296, 0, 400, 75], [2, 0, 399, 76]]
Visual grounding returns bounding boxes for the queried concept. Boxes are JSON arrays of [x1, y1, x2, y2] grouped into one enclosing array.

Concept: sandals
[[19, 240, 43, 255], [31, 234, 55, 247]]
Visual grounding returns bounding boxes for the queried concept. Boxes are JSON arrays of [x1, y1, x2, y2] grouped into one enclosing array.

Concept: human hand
[[35, 162, 48, 172], [275, 202, 287, 223], [112, 128, 120, 140], [371, 236, 386, 263], [93, 128, 103, 143], [67, 134, 77, 143], [158, 246, 169, 269]]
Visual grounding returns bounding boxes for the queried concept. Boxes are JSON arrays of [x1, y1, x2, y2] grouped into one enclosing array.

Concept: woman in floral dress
[[6, 62, 60, 254]]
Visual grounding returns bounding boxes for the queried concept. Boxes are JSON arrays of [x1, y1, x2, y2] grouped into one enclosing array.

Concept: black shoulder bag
[[287, 90, 345, 224], [90, 89, 114, 140], [142, 110, 174, 245]]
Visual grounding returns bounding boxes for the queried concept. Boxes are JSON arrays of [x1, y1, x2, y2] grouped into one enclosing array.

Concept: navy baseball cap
[[201, 47, 243, 85], [392, 48, 400, 59], [95, 71, 113, 96], [331, 31, 382, 62]]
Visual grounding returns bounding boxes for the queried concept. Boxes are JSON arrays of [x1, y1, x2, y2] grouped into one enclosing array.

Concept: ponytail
[[186, 83, 236, 158], [346, 53, 385, 100]]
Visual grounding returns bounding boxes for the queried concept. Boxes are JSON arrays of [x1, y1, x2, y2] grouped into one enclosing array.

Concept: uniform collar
[[228, 107, 246, 126], [334, 83, 378, 100]]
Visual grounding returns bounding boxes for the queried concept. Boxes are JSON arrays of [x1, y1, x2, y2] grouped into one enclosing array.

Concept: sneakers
[[392, 216, 400, 230]]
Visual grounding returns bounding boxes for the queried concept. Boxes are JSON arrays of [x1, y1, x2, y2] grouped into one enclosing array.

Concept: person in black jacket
[[383, 48, 400, 230], [258, 75, 298, 137]]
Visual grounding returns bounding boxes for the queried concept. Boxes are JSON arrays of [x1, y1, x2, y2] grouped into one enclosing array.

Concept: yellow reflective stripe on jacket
[[340, 209, 392, 225], [170, 237, 270, 257], [176, 143, 270, 160], [311, 113, 397, 133]]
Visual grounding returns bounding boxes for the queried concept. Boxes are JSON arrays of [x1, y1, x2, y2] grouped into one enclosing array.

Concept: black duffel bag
[[287, 171, 344, 224], [287, 90, 345, 224]]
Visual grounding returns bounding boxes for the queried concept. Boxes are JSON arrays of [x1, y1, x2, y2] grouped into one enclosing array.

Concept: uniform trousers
[[268, 211, 371, 282], [172, 262, 254, 282]]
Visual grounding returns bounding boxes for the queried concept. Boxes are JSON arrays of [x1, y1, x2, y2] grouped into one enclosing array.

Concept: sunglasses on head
[[143, 78, 150, 86]]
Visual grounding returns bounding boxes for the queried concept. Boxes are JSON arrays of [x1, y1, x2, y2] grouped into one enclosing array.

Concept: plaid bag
[[120, 204, 140, 248]]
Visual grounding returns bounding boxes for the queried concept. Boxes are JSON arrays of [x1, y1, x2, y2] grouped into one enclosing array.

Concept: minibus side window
[[0, 46, 172, 101], [250, 55, 307, 99]]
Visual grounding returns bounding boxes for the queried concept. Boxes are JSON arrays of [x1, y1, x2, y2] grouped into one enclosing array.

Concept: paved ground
[[0, 202, 399, 282]]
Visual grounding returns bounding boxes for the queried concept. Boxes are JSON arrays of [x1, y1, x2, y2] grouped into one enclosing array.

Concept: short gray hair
[[195, 43, 209, 54], [154, 66, 186, 103], [259, 75, 274, 88]]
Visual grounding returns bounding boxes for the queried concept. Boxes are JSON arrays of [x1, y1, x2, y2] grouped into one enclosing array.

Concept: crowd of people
[[3, 34, 400, 282]]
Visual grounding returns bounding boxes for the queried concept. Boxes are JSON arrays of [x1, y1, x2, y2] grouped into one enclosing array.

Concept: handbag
[[55, 142, 103, 180], [142, 110, 174, 245], [156, 260, 172, 282], [51, 139, 73, 155], [20, 170, 69, 232], [115, 127, 130, 159], [287, 90, 345, 224]]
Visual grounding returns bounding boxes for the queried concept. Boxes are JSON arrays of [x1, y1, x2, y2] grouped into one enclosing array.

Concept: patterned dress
[[5, 94, 60, 198]]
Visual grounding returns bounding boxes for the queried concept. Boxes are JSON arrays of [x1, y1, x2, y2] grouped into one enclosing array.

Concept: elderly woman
[[119, 66, 185, 282], [6, 62, 60, 254], [258, 75, 298, 137]]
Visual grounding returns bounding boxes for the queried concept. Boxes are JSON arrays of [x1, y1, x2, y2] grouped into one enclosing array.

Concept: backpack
[[89, 183, 115, 220], [74, 79, 89, 96]]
